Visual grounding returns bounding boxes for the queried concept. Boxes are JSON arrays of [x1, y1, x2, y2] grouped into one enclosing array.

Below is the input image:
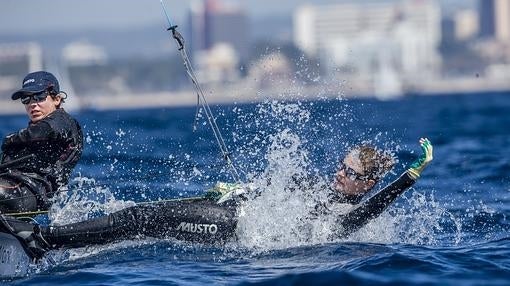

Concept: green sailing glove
[[407, 138, 433, 180], [204, 182, 242, 201]]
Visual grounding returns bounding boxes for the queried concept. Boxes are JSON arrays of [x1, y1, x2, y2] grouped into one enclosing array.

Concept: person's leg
[[44, 199, 238, 247], [0, 198, 238, 260], [0, 177, 38, 214]]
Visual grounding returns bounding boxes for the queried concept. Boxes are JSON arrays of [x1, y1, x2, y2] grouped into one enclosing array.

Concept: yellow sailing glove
[[407, 138, 433, 180]]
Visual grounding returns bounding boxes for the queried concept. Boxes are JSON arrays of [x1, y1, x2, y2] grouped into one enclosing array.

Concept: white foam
[[49, 176, 135, 225]]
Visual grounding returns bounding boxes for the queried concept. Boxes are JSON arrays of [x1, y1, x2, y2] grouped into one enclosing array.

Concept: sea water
[[1, 92, 509, 285]]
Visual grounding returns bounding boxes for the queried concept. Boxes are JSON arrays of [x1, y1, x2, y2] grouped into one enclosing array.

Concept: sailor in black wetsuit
[[0, 71, 83, 214], [318, 138, 434, 236], [0, 138, 432, 261]]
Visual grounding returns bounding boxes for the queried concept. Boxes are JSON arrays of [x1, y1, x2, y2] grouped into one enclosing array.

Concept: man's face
[[22, 92, 61, 123], [333, 150, 376, 196]]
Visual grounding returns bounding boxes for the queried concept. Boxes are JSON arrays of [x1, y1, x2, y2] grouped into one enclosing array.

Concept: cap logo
[[23, 78, 35, 86]]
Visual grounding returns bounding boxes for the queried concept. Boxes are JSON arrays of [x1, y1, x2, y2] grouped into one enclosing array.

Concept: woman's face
[[23, 93, 61, 123], [333, 151, 376, 196]]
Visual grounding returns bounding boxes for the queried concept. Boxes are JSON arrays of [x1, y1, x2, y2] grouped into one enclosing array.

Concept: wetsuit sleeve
[[1, 121, 54, 152], [310, 191, 363, 218], [338, 171, 416, 236], [328, 192, 364, 204]]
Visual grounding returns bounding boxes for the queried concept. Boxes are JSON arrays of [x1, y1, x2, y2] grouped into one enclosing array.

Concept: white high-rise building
[[494, 0, 510, 42], [293, 0, 442, 81]]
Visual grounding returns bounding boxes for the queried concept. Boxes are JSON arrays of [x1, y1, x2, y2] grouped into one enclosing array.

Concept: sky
[[1, 0, 476, 35], [1, 0, 350, 34]]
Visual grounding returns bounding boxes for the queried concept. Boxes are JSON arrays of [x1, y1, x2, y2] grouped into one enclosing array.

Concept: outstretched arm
[[338, 138, 434, 237]]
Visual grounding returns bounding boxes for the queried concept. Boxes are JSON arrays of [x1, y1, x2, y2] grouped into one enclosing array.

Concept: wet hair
[[51, 91, 67, 108], [350, 145, 395, 180]]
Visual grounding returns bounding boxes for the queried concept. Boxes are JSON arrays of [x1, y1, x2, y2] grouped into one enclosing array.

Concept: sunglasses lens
[[20, 92, 48, 104], [346, 169, 358, 180], [34, 93, 48, 102], [21, 96, 32, 104], [340, 162, 367, 181]]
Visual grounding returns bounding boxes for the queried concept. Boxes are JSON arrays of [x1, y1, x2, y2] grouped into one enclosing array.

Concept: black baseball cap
[[11, 71, 60, 100]]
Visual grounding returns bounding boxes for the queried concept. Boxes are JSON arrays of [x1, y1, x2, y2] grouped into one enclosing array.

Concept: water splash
[[348, 191, 462, 246], [49, 177, 135, 225], [231, 100, 461, 251]]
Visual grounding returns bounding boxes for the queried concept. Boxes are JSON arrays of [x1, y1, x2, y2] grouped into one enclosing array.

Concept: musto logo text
[[176, 222, 218, 234]]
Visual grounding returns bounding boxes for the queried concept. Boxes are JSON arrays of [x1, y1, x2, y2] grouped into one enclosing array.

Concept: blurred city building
[[3, 0, 510, 113], [247, 53, 293, 90], [475, 0, 510, 73], [454, 9, 479, 41], [0, 42, 43, 103], [195, 43, 240, 84], [61, 40, 129, 102], [479, 0, 496, 38], [479, 0, 510, 42], [187, 0, 249, 84], [62, 41, 108, 66], [293, 0, 442, 98]]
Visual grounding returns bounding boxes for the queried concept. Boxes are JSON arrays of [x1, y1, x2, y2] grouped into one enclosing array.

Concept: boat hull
[[0, 232, 30, 278]]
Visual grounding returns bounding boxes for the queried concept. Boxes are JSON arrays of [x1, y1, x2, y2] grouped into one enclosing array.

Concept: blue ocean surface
[[1, 92, 510, 285]]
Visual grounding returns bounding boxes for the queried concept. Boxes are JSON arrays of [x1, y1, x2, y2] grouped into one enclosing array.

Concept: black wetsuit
[[333, 172, 415, 236], [42, 198, 238, 248], [0, 171, 415, 260], [0, 109, 83, 213]]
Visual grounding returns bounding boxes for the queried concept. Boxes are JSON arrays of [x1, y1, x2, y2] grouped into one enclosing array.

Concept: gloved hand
[[204, 182, 242, 201], [407, 138, 433, 180], [204, 182, 250, 204]]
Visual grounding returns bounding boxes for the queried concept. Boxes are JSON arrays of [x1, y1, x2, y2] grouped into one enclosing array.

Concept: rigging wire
[[160, 0, 241, 183]]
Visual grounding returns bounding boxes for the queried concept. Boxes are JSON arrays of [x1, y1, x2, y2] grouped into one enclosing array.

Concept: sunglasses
[[20, 92, 49, 105], [338, 162, 370, 181]]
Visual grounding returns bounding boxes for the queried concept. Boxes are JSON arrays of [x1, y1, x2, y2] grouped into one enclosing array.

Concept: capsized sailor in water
[[0, 138, 433, 261]]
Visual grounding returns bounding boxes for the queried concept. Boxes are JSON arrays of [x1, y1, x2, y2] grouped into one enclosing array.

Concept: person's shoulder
[[41, 109, 80, 131], [43, 108, 62, 120], [46, 109, 80, 123], [50, 108, 71, 118]]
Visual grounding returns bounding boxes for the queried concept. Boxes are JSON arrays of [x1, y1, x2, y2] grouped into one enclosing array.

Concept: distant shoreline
[[1, 83, 509, 115]]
